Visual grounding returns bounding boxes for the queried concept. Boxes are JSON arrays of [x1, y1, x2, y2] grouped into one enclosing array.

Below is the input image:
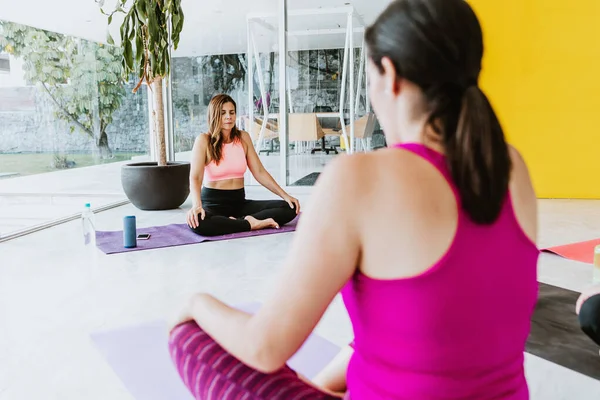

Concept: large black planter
[[121, 162, 191, 210]]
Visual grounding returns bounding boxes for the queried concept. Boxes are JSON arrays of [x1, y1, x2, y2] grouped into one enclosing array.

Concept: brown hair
[[365, 0, 511, 224], [206, 94, 242, 164]]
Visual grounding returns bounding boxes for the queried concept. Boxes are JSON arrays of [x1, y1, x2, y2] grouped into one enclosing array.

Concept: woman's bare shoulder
[[508, 145, 538, 243], [238, 130, 252, 141], [193, 133, 210, 151], [196, 133, 210, 143]]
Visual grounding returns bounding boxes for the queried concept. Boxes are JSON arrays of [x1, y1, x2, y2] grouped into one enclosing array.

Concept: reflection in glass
[[172, 54, 250, 155], [0, 20, 149, 236], [0, 20, 149, 177]]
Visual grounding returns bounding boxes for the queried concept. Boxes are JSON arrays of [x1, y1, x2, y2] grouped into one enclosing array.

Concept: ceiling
[[0, 0, 392, 57]]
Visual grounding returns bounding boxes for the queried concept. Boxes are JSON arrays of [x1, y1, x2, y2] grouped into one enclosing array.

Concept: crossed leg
[[168, 321, 340, 400]]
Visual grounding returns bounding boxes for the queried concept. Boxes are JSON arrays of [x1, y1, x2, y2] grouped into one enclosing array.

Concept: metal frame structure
[[278, 0, 289, 184], [247, 2, 367, 185]]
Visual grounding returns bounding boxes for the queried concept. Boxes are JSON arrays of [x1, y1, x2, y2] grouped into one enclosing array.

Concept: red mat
[[542, 239, 600, 265]]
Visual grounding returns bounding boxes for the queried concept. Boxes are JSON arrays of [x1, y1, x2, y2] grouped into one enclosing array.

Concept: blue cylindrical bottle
[[123, 216, 137, 248]]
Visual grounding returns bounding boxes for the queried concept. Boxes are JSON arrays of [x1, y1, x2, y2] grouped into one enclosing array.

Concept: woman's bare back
[[352, 145, 537, 280]]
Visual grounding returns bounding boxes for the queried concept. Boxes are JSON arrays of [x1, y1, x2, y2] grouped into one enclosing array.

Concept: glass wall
[[171, 1, 281, 185], [283, 6, 379, 186], [0, 2, 385, 239], [0, 20, 149, 237], [170, 2, 383, 189], [171, 55, 251, 155]]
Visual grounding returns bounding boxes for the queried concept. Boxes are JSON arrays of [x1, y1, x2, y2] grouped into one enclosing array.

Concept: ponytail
[[443, 86, 511, 224]]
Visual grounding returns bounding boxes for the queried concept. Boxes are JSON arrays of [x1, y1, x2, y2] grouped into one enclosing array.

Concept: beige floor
[[2, 190, 600, 399]]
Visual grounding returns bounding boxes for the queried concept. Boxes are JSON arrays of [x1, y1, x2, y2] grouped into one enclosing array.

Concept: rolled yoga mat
[[526, 282, 600, 380], [90, 302, 341, 400], [95, 215, 299, 255], [542, 239, 600, 265]]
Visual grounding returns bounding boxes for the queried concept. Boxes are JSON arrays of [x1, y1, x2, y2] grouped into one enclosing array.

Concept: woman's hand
[[282, 195, 301, 214], [187, 206, 206, 228]]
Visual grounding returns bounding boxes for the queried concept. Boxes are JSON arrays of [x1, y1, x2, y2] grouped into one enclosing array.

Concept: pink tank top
[[341, 142, 539, 399], [203, 140, 247, 182]]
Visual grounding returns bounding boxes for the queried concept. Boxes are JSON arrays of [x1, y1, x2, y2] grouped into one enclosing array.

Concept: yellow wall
[[468, 0, 600, 198]]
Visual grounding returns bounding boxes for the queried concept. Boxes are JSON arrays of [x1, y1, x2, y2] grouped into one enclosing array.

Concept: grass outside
[[0, 152, 144, 178]]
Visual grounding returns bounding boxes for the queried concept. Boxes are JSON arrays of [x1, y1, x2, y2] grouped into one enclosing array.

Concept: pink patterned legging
[[168, 321, 340, 400]]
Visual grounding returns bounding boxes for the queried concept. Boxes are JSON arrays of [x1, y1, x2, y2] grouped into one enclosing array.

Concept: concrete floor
[[2, 143, 600, 399], [1, 195, 600, 399]]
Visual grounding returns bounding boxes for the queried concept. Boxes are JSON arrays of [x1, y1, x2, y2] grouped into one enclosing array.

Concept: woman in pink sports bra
[[169, 0, 539, 399], [186, 94, 300, 236]]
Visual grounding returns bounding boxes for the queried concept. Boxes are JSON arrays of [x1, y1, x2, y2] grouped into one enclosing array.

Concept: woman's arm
[[172, 155, 363, 373], [241, 131, 297, 207], [187, 135, 208, 228]]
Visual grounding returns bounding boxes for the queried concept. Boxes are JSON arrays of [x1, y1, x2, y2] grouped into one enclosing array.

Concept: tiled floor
[[2, 190, 600, 399]]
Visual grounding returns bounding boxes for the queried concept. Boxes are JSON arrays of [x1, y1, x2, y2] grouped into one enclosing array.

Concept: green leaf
[[139, 55, 145, 76], [107, 32, 115, 45], [147, 3, 158, 41], [135, 29, 143, 63], [124, 39, 134, 71], [129, 22, 136, 40], [108, 14, 113, 25], [120, 18, 127, 42], [149, 51, 156, 76], [135, 1, 147, 20], [162, 47, 169, 75]]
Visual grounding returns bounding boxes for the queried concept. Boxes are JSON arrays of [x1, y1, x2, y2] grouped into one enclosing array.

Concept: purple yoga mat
[[95, 215, 299, 255], [91, 302, 340, 400]]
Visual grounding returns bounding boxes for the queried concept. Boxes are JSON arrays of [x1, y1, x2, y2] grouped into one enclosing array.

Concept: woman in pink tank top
[[185, 94, 300, 237], [168, 0, 539, 399]]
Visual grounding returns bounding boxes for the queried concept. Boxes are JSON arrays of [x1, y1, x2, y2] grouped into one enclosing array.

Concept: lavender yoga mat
[[91, 302, 340, 400], [96, 215, 299, 255]]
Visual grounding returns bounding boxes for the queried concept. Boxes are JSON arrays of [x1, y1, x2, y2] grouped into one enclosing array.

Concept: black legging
[[189, 187, 297, 236], [580, 293, 600, 347]]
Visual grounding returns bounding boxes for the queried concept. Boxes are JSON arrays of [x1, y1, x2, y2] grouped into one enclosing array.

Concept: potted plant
[[100, 0, 190, 210]]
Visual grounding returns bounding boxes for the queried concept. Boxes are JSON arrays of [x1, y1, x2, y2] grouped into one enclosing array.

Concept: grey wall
[[0, 83, 149, 155]]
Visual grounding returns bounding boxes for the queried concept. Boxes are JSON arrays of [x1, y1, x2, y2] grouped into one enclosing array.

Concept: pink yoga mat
[[90, 303, 340, 400], [542, 238, 600, 265], [95, 215, 299, 255]]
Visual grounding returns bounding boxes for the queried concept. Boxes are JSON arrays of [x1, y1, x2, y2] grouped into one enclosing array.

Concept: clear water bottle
[[82, 203, 96, 246]]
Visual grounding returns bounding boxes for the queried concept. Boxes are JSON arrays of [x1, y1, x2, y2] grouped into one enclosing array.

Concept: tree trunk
[[97, 129, 113, 159], [152, 78, 168, 167]]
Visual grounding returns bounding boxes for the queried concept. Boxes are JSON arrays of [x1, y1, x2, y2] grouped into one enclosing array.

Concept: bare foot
[[244, 216, 279, 230]]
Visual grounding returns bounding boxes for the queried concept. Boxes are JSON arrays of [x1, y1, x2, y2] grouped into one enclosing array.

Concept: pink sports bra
[[203, 140, 248, 182]]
